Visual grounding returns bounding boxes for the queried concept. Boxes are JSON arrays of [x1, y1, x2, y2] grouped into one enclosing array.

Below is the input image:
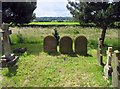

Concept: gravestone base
[[104, 64, 113, 78], [1, 54, 19, 68]]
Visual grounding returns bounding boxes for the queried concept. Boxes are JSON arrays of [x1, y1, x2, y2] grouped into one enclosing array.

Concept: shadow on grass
[[46, 52, 79, 57], [47, 52, 61, 56], [10, 39, 119, 57], [11, 42, 43, 56], [47, 52, 92, 57], [6, 65, 18, 77]]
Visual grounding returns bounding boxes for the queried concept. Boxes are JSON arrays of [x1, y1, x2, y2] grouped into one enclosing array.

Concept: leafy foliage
[[67, 1, 120, 27], [66, 1, 120, 45], [16, 31, 24, 43], [52, 28, 60, 45], [2, 2, 37, 26]]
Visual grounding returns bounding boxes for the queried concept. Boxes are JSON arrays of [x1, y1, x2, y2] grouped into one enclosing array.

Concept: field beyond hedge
[[29, 22, 80, 26], [1, 26, 119, 87]]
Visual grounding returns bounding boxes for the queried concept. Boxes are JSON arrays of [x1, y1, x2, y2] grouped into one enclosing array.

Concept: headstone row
[[44, 35, 87, 55]]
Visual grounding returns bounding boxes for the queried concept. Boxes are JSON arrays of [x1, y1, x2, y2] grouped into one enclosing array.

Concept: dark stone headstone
[[75, 36, 87, 55], [59, 36, 73, 54], [44, 36, 57, 53]]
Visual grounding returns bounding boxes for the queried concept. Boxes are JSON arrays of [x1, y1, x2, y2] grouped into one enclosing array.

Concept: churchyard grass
[[2, 26, 119, 87]]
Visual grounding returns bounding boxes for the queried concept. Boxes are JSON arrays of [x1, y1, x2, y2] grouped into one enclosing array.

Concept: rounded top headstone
[[59, 36, 73, 54], [75, 35, 87, 41], [44, 35, 57, 53], [75, 35, 87, 55]]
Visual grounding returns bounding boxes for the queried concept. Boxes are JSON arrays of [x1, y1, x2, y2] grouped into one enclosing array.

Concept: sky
[[34, 0, 72, 17]]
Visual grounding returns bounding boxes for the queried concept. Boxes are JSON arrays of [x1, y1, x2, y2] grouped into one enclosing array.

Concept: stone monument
[[1, 23, 18, 67], [104, 47, 113, 78], [112, 51, 120, 88]]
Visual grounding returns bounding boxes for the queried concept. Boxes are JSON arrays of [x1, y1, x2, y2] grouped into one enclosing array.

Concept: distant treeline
[[34, 17, 73, 22]]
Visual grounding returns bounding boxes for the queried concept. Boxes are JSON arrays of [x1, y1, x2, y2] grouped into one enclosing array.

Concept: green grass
[[2, 26, 119, 87], [28, 22, 80, 26]]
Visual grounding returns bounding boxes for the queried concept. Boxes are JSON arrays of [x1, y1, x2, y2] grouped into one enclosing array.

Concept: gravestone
[[75, 36, 87, 55], [112, 51, 120, 88], [59, 36, 73, 54], [44, 36, 57, 53], [0, 1, 2, 71], [104, 47, 113, 78], [97, 37, 104, 66], [1, 23, 18, 67], [1, 24, 11, 58], [0, 1, 2, 25], [0, 31, 2, 68]]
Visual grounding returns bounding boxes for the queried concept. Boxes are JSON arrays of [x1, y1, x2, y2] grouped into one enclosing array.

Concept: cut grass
[[28, 22, 80, 26], [2, 26, 119, 87], [2, 51, 111, 87]]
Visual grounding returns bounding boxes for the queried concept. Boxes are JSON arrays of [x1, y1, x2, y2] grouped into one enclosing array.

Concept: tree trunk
[[101, 26, 107, 46]]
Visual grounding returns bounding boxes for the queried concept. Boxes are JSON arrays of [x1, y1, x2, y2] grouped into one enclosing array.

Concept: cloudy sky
[[34, 0, 73, 17]]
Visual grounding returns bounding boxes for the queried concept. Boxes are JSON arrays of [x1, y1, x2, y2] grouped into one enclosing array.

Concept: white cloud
[[37, 0, 68, 2], [34, 0, 72, 17]]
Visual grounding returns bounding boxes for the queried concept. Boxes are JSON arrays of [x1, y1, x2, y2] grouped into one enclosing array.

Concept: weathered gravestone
[[44, 36, 57, 53], [97, 37, 104, 66], [0, 1, 2, 69], [1, 23, 18, 67], [0, 31, 2, 68], [104, 47, 113, 78], [112, 51, 120, 88], [59, 36, 73, 54], [1, 24, 11, 58], [0, 1, 2, 25], [75, 36, 87, 55]]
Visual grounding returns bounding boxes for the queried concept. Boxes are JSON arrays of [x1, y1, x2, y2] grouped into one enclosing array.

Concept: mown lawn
[[1, 26, 119, 87], [28, 22, 80, 26]]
